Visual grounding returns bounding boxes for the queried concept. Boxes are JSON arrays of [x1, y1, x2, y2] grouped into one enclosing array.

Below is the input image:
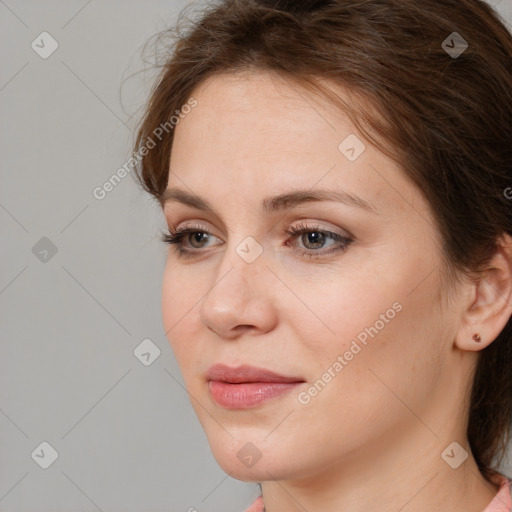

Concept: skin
[[160, 70, 512, 512]]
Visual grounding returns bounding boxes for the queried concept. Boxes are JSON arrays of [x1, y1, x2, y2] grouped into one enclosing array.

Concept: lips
[[206, 363, 305, 384], [206, 364, 306, 409]]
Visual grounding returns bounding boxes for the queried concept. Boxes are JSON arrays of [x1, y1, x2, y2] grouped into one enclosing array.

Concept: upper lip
[[206, 363, 305, 384]]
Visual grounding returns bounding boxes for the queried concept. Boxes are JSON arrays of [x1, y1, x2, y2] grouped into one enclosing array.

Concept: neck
[[260, 346, 500, 511], [260, 422, 499, 512]]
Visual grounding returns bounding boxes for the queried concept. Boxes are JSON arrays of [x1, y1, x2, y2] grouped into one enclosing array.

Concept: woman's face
[[161, 71, 465, 482]]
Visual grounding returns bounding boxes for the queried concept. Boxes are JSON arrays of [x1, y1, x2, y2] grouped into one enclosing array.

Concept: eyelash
[[161, 221, 353, 260]]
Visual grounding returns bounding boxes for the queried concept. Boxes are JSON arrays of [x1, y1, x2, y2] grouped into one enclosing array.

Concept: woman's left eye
[[285, 222, 353, 258], [161, 221, 353, 259]]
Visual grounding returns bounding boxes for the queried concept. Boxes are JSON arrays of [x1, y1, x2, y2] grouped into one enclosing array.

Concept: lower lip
[[208, 380, 303, 409]]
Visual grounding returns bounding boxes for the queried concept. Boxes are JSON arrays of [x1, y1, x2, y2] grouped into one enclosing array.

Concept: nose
[[199, 239, 278, 340]]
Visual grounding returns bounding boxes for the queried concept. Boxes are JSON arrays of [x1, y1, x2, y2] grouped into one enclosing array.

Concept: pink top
[[483, 474, 512, 512], [244, 474, 512, 512]]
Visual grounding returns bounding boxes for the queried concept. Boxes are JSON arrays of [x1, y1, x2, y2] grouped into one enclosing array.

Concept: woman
[[133, 0, 512, 510]]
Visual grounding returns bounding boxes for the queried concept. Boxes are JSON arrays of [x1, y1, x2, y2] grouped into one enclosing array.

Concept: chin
[[203, 427, 297, 482], [210, 444, 278, 482]]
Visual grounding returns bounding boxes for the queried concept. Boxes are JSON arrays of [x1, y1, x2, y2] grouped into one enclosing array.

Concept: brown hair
[[132, 0, 512, 484]]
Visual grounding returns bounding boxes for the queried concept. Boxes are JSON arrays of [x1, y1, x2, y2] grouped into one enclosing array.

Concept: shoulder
[[483, 473, 512, 512], [243, 495, 264, 512], [241, 477, 512, 512]]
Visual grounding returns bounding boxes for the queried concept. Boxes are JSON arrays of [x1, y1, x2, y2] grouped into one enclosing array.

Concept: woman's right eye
[[161, 224, 220, 258]]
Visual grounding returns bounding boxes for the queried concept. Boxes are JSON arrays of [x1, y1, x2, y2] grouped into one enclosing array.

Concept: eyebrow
[[160, 187, 377, 215]]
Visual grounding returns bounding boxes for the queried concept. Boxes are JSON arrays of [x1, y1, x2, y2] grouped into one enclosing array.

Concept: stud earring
[[472, 333, 483, 343]]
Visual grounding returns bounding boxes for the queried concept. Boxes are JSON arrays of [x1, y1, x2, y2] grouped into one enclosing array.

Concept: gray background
[[1, 1, 511, 511]]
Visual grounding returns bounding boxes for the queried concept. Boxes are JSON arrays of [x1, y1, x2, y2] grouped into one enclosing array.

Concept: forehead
[[166, 71, 427, 225], [184, 77, 319, 152], [170, 72, 362, 181]]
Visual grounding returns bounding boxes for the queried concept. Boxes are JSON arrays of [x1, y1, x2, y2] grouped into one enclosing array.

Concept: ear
[[455, 233, 512, 352]]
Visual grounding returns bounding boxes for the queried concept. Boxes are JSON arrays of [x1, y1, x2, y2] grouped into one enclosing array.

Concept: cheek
[[161, 265, 178, 333], [301, 264, 442, 413], [161, 263, 203, 369], [285, 264, 403, 360], [289, 246, 443, 395], [161, 258, 204, 328]]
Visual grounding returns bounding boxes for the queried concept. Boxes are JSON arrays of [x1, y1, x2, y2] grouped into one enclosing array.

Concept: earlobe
[[454, 233, 512, 352]]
